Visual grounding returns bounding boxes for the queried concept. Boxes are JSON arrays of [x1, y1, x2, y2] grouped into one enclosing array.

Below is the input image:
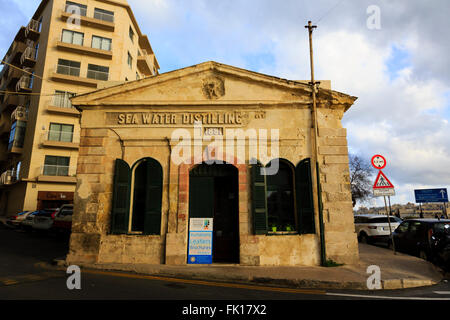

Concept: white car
[[354, 214, 402, 245], [7, 211, 31, 227], [31, 208, 59, 231]]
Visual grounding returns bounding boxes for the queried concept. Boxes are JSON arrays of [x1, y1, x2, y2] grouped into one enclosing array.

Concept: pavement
[[0, 217, 444, 290], [56, 243, 445, 291]]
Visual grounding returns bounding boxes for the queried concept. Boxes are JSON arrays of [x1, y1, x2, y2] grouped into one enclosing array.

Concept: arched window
[[111, 158, 163, 235]]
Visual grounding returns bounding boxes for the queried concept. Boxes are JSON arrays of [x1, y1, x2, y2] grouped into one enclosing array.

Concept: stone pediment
[[71, 61, 356, 111]]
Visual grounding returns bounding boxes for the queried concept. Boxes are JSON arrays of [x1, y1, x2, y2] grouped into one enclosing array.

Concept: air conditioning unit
[[11, 106, 28, 122]]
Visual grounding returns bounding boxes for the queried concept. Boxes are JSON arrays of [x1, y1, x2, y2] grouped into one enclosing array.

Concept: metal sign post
[[372, 154, 396, 254], [383, 195, 396, 254]]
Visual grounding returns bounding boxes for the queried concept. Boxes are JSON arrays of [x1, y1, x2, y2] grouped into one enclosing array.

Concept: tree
[[349, 154, 374, 207]]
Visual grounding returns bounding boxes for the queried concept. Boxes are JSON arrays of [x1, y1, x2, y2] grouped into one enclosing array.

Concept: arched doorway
[[189, 163, 239, 263]]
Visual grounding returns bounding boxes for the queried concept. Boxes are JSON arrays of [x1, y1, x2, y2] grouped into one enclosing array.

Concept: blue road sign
[[414, 188, 448, 203]]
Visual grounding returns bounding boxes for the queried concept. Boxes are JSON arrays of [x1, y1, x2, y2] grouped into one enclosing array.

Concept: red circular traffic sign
[[371, 154, 386, 170]]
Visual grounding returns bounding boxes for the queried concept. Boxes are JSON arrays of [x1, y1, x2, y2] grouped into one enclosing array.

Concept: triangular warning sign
[[373, 171, 394, 189]]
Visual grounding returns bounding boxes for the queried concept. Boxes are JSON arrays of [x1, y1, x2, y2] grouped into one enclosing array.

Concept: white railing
[[40, 165, 76, 177], [87, 69, 109, 81], [26, 19, 41, 35], [56, 64, 80, 77], [93, 10, 114, 23], [64, 3, 87, 17], [52, 92, 75, 109], [42, 130, 79, 144]]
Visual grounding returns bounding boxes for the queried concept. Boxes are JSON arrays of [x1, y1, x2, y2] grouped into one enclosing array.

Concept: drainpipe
[[164, 137, 172, 264]]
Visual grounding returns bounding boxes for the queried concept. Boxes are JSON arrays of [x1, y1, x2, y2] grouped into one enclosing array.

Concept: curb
[[50, 259, 439, 291]]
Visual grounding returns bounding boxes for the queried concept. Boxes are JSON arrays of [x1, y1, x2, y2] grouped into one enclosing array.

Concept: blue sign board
[[188, 218, 213, 264], [414, 188, 448, 203]]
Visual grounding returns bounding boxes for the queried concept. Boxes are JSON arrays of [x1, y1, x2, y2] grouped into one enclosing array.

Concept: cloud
[[1, 0, 448, 207]]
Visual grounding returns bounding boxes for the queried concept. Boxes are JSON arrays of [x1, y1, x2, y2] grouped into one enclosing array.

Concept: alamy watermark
[[366, 265, 381, 290], [66, 265, 81, 290], [170, 122, 280, 175], [366, 5, 381, 30]]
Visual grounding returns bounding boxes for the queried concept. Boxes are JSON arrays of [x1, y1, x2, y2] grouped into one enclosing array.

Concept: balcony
[[37, 165, 77, 184], [56, 40, 112, 59], [6, 41, 27, 66], [1, 94, 21, 113], [46, 94, 80, 116], [40, 130, 80, 149], [8, 140, 23, 154], [20, 46, 37, 67], [60, 9, 114, 32], [50, 64, 98, 88], [25, 19, 41, 41], [86, 68, 109, 81], [16, 74, 33, 92], [137, 52, 156, 76]]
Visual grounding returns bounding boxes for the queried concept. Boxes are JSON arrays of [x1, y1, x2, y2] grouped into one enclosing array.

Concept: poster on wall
[[188, 218, 213, 264]]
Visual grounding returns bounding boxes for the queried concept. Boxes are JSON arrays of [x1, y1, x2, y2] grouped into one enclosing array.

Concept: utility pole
[[305, 21, 326, 266]]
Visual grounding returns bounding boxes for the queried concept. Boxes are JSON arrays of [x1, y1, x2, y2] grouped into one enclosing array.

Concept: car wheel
[[359, 233, 369, 244]]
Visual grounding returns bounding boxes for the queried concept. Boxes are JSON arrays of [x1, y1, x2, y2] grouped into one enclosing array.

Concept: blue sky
[[2, 0, 450, 209]]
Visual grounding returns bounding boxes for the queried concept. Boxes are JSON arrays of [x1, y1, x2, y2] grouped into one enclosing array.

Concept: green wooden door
[[189, 176, 214, 219]]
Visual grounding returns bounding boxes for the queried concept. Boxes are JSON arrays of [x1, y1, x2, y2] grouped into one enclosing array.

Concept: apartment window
[[43, 156, 70, 176], [87, 64, 109, 81], [53, 90, 76, 108], [56, 59, 81, 77], [129, 26, 135, 43], [92, 35, 112, 51], [94, 8, 114, 22], [48, 123, 74, 143], [127, 52, 133, 69], [65, 1, 87, 16], [8, 121, 26, 150], [61, 29, 84, 46]]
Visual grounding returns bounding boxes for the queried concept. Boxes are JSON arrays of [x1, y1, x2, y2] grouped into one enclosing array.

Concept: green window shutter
[[111, 159, 131, 234], [143, 158, 163, 235], [296, 159, 316, 234], [189, 176, 214, 219], [252, 163, 268, 235]]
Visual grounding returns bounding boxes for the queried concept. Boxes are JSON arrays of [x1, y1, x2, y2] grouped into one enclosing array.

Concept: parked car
[[52, 204, 73, 234], [32, 208, 59, 231], [21, 210, 42, 230], [6, 211, 31, 227], [354, 214, 402, 245], [390, 219, 450, 266]]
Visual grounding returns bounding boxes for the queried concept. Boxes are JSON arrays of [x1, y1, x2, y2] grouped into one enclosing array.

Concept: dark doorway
[[189, 163, 239, 263]]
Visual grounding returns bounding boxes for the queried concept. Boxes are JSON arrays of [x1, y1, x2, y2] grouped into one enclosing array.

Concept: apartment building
[[0, 0, 159, 216]]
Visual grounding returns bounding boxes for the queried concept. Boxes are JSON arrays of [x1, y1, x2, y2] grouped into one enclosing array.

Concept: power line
[[1, 59, 45, 81], [315, 0, 347, 23]]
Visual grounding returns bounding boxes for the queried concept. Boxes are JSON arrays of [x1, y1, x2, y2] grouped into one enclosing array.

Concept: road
[[0, 222, 449, 307]]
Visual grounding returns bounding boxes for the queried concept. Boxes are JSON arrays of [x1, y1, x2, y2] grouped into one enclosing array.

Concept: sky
[[1, 0, 450, 208]]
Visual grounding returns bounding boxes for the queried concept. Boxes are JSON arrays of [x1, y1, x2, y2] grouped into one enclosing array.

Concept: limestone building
[[0, 0, 159, 216], [67, 61, 359, 267]]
